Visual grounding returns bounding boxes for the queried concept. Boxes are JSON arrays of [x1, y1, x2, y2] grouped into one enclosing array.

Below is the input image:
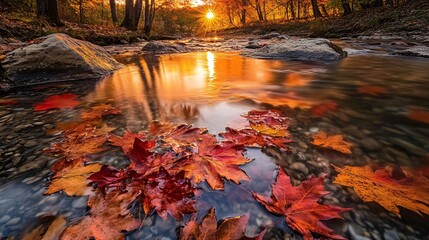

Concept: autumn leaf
[[180, 208, 266, 240], [34, 93, 80, 111], [220, 127, 291, 150], [162, 124, 208, 152], [109, 131, 146, 154], [333, 165, 429, 217], [406, 108, 429, 125], [140, 167, 197, 220], [81, 104, 121, 120], [253, 168, 350, 240], [149, 121, 174, 136], [0, 98, 18, 105], [22, 216, 67, 240], [311, 131, 352, 154], [48, 135, 109, 160], [310, 101, 338, 117], [242, 109, 289, 126], [45, 161, 102, 196], [88, 165, 133, 193], [357, 85, 387, 96], [60, 191, 140, 240], [178, 134, 251, 190]]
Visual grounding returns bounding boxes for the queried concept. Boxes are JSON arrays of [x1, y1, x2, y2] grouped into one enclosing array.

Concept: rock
[[142, 41, 189, 54], [243, 38, 347, 61], [347, 224, 371, 240], [259, 32, 281, 39], [361, 138, 382, 151], [2, 34, 123, 88], [290, 162, 309, 175], [392, 46, 429, 58], [245, 41, 262, 49], [383, 229, 400, 240], [24, 139, 38, 148], [72, 197, 88, 208]]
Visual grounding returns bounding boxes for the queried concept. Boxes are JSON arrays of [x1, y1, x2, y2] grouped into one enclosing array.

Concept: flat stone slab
[[242, 38, 347, 61]]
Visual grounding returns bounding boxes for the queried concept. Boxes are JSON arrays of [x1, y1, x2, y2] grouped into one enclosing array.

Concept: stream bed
[[1, 49, 429, 239]]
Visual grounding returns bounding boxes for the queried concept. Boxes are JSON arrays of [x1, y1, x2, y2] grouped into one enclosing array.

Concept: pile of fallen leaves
[[33, 94, 429, 240]]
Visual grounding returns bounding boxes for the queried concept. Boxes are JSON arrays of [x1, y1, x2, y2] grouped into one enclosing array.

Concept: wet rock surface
[[1, 34, 123, 89], [392, 46, 429, 58], [142, 41, 190, 54]]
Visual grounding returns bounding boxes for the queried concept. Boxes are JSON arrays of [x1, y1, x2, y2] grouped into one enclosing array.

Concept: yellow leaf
[[334, 165, 429, 217], [311, 131, 352, 154]]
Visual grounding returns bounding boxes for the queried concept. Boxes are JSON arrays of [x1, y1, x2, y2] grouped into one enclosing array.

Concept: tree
[[109, 0, 118, 23], [121, 0, 143, 30], [310, 0, 322, 18], [143, 0, 156, 35], [36, 0, 63, 26], [341, 0, 352, 15]]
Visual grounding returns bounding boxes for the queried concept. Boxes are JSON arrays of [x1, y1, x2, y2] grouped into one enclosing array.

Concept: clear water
[[0, 51, 428, 239]]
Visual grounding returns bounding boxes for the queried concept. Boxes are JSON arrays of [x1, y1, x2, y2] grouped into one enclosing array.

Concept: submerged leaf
[[253, 168, 350, 240], [334, 165, 429, 217], [60, 192, 140, 240], [34, 93, 80, 111], [80, 104, 121, 120], [311, 131, 352, 154], [406, 108, 429, 125], [45, 161, 102, 196], [180, 208, 266, 240], [310, 101, 338, 117], [357, 85, 387, 96]]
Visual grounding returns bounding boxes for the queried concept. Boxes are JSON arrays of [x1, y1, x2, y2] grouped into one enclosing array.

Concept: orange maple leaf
[[357, 85, 387, 96], [311, 131, 352, 154], [334, 165, 429, 217], [109, 131, 146, 154], [80, 104, 121, 120], [60, 192, 140, 240], [178, 135, 251, 190], [45, 161, 102, 196], [406, 108, 429, 125], [180, 208, 266, 240], [253, 168, 350, 240]]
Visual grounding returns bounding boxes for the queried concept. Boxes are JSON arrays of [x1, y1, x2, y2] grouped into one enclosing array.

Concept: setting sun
[[206, 11, 214, 20]]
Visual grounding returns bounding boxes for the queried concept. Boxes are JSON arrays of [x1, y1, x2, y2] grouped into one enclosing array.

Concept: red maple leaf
[[139, 167, 197, 220], [109, 131, 146, 155], [253, 168, 350, 240], [34, 93, 80, 111], [220, 127, 292, 150], [310, 101, 338, 117], [88, 165, 135, 193], [177, 134, 251, 190], [180, 208, 266, 240], [162, 124, 208, 152]]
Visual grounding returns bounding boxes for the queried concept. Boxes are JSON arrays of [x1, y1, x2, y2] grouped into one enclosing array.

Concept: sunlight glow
[[207, 52, 215, 80], [206, 11, 214, 20]]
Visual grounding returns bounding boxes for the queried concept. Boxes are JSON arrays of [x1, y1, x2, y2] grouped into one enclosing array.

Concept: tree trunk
[[310, 0, 322, 18], [143, 0, 156, 35], [239, 0, 247, 25], [121, 0, 136, 30], [320, 4, 328, 16], [79, 0, 84, 23], [36, 0, 62, 26], [341, 0, 352, 15], [134, 0, 143, 27], [109, 0, 118, 23], [290, 1, 296, 19]]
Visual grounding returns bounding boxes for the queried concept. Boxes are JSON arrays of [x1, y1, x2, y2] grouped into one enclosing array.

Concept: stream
[[0, 42, 429, 239]]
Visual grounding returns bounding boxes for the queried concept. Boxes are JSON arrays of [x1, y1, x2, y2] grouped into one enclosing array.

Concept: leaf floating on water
[[357, 85, 387, 96], [311, 131, 352, 154], [178, 134, 251, 190], [406, 108, 429, 125], [333, 165, 429, 217], [34, 93, 80, 111], [109, 131, 146, 155], [310, 101, 338, 117], [140, 167, 197, 220], [60, 192, 140, 240], [220, 127, 291, 150], [253, 168, 350, 240], [180, 208, 266, 240], [80, 104, 121, 120], [45, 161, 102, 196]]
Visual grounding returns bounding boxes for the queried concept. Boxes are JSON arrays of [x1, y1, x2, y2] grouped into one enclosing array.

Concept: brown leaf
[[60, 192, 140, 240], [180, 208, 265, 240], [41, 216, 67, 240], [334, 165, 429, 217], [253, 168, 350, 240], [45, 161, 102, 196], [357, 85, 387, 96], [311, 131, 352, 154], [80, 104, 121, 120]]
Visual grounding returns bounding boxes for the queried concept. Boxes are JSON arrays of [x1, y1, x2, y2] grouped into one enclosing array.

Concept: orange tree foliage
[[334, 165, 429, 217], [253, 168, 350, 240]]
